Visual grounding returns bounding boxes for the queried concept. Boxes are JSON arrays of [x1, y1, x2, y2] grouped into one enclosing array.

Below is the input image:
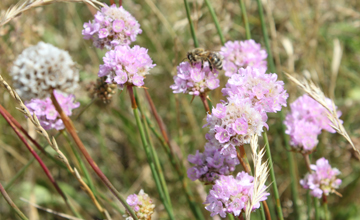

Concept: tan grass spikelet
[[0, 0, 105, 27], [245, 135, 269, 220], [284, 72, 360, 156]]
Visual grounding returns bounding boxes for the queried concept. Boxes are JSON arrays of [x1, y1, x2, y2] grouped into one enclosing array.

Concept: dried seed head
[[88, 76, 117, 104]]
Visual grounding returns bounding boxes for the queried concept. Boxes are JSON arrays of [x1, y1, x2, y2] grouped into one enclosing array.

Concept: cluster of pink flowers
[[125, 189, 155, 220], [170, 62, 220, 96], [300, 158, 342, 198], [187, 143, 240, 184], [25, 90, 80, 130], [222, 67, 288, 113], [82, 4, 142, 49], [98, 45, 155, 89], [284, 95, 342, 153], [220, 40, 267, 77], [205, 172, 269, 218]]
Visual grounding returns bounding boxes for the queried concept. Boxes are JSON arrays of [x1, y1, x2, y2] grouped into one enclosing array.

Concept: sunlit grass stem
[[204, 0, 225, 45], [0, 182, 29, 220], [238, 0, 251, 40]]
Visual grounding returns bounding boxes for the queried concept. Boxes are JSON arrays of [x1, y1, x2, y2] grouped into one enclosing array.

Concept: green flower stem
[[127, 86, 175, 220], [238, 0, 251, 40], [306, 191, 311, 220], [260, 203, 266, 220], [183, 0, 199, 47], [204, 0, 225, 45], [0, 181, 29, 220], [314, 197, 319, 220], [134, 89, 173, 212], [256, 0, 300, 217], [263, 132, 284, 220], [228, 213, 235, 220], [323, 195, 329, 220]]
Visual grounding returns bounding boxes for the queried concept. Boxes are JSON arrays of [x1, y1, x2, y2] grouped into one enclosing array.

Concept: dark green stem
[[238, 0, 251, 39], [204, 0, 225, 45], [183, 0, 199, 47], [306, 191, 311, 220], [263, 132, 284, 220], [314, 197, 319, 220]]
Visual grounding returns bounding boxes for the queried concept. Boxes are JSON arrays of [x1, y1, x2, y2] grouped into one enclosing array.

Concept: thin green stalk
[[314, 197, 319, 220], [127, 86, 175, 220], [99, 193, 124, 215], [5, 157, 35, 191], [61, 131, 97, 198], [228, 214, 235, 220], [263, 132, 284, 220], [0, 181, 29, 220], [183, 0, 199, 47], [256, 0, 300, 217], [134, 89, 173, 212], [323, 196, 329, 220], [306, 191, 311, 220], [204, 0, 225, 45], [238, 0, 251, 40], [260, 203, 266, 220]]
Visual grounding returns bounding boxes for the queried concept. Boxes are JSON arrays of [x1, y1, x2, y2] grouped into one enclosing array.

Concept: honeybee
[[187, 48, 223, 72]]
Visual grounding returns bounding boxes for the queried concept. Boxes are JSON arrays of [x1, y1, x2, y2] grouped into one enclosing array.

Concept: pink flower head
[[300, 157, 342, 198], [205, 96, 267, 154], [204, 172, 269, 218], [82, 4, 142, 49], [220, 40, 267, 77], [284, 95, 342, 153], [25, 90, 80, 130], [187, 143, 240, 184], [125, 190, 155, 219], [222, 67, 288, 113], [170, 62, 220, 96], [98, 45, 155, 89]]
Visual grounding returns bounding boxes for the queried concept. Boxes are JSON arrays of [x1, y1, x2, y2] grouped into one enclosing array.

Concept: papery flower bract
[[170, 62, 220, 96], [204, 172, 269, 218], [10, 42, 79, 100], [82, 4, 142, 49], [187, 143, 239, 184], [300, 158, 342, 198], [284, 95, 342, 153], [124, 189, 155, 220], [25, 90, 80, 130], [98, 45, 155, 90], [220, 40, 267, 77], [222, 67, 288, 113], [205, 96, 267, 154]]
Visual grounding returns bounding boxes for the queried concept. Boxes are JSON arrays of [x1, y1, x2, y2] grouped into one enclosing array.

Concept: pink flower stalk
[[222, 67, 288, 113], [220, 40, 267, 77], [25, 90, 80, 130], [204, 97, 268, 155], [170, 62, 220, 96], [98, 45, 155, 89], [204, 172, 269, 218], [284, 95, 342, 153], [125, 189, 155, 220], [187, 143, 240, 184], [82, 4, 142, 49], [300, 157, 342, 198]]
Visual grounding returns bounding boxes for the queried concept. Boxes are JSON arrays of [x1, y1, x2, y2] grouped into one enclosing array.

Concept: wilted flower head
[[205, 172, 269, 218], [82, 4, 142, 49], [11, 42, 79, 100], [125, 189, 155, 220], [222, 67, 288, 113], [204, 97, 267, 155], [170, 62, 220, 96], [300, 157, 342, 198], [187, 143, 239, 184], [98, 45, 155, 90], [25, 90, 80, 130], [220, 40, 267, 77], [284, 95, 342, 153]]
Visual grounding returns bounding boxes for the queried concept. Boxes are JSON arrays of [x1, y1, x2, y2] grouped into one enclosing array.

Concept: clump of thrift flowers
[[205, 172, 269, 218], [125, 189, 155, 220], [220, 40, 267, 77], [170, 62, 220, 96], [25, 90, 80, 130], [10, 42, 79, 100], [300, 157, 342, 198], [284, 94, 342, 153], [82, 4, 142, 49], [222, 67, 288, 113], [98, 45, 155, 89], [187, 143, 240, 184]]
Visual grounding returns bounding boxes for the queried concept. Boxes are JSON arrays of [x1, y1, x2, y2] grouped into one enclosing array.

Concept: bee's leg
[[207, 58, 213, 71], [201, 60, 204, 69]]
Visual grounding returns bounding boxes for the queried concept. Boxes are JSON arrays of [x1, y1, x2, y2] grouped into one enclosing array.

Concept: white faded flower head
[[10, 42, 79, 100]]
